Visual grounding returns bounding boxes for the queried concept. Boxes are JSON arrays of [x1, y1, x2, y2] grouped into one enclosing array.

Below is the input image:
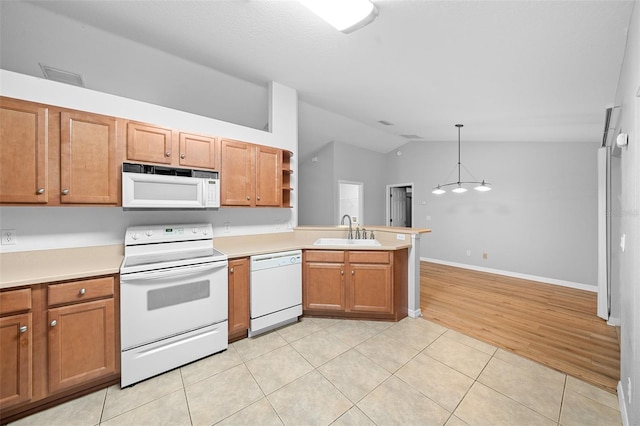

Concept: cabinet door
[[220, 139, 254, 206], [228, 258, 250, 340], [255, 145, 281, 206], [303, 262, 346, 311], [0, 313, 32, 409], [48, 299, 116, 393], [347, 263, 393, 314], [0, 98, 48, 203], [60, 112, 118, 204], [179, 132, 218, 170], [127, 122, 173, 164]]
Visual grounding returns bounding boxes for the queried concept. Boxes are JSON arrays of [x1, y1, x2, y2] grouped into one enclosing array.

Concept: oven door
[[120, 260, 228, 350]]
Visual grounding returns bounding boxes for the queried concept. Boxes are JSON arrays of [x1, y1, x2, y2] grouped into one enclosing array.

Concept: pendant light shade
[[432, 124, 492, 195]]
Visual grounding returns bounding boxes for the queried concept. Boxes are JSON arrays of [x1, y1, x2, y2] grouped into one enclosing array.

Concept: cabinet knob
[[351, 270, 355, 275], [19, 325, 28, 333], [50, 320, 57, 327], [165, 151, 171, 157], [230, 267, 234, 273], [180, 153, 185, 159], [257, 196, 261, 201], [37, 188, 45, 194], [79, 288, 86, 295], [341, 270, 344, 275], [246, 196, 251, 200], [61, 189, 69, 195]]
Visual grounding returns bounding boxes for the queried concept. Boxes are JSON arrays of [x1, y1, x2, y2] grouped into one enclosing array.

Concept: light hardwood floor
[[420, 262, 620, 393]]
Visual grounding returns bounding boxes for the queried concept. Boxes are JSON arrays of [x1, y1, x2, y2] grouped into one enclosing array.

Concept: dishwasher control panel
[[250, 250, 302, 271]]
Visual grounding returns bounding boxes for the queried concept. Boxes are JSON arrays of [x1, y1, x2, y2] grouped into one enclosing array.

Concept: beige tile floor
[[10, 317, 622, 426]]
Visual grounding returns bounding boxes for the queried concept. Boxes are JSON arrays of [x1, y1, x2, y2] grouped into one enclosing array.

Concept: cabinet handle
[[180, 153, 185, 159], [50, 320, 57, 327], [79, 288, 86, 295], [230, 267, 234, 273], [19, 325, 28, 333], [61, 189, 69, 195], [36, 188, 45, 194], [165, 151, 171, 157]]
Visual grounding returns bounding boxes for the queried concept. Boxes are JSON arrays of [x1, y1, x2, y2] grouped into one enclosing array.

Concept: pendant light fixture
[[432, 124, 492, 195]]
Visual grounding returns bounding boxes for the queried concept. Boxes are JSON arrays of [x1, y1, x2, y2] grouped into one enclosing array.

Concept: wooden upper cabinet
[[255, 145, 282, 207], [220, 139, 284, 207], [127, 122, 173, 165], [220, 139, 255, 206], [179, 132, 218, 170], [60, 112, 118, 204], [0, 98, 48, 203]]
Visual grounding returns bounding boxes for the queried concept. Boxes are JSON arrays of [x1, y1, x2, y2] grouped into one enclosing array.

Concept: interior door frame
[[386, 183, 414, 227]]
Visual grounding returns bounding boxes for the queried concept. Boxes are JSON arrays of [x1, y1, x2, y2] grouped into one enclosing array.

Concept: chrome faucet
[[355, 226, 360, 239], [362, 227, 367, 239], [340, 214, 353, 239]]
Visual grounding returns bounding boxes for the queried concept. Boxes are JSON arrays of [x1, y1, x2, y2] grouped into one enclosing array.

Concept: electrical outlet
[[483, 252, 488, 260], [1, 229, 17, 245], [396, 234, 406, 241], [466, 250, 471, 256], [223, 223, 231, 233]]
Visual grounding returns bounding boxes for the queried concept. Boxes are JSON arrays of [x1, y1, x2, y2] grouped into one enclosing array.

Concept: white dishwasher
[[249, 250, 302, 337]]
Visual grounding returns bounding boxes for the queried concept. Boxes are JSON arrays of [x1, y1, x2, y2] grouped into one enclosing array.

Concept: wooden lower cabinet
[[228, 257, 250, 342], [303, 249, 408, 321], [0, 313, 32, 409], [47, 298, 116, 393], [0, 276, 120, 424]]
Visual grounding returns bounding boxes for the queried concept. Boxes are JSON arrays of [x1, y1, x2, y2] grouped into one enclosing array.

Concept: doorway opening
[[386, 183, 413, 227], [338, 181, 364, 225]]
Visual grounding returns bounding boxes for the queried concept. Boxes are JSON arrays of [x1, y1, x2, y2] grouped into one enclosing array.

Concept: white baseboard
[[408, 308, 422, 319], [618, 381, 629, 426], [422, 258, 597, 293], [607, 317, 621, 326]]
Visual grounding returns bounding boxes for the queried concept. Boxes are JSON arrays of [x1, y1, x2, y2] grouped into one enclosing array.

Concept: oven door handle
[[121, 261, 227, 281]]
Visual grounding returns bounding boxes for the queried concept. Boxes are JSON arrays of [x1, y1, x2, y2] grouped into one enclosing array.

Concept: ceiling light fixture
[[298, 0, 378, 33], [432, 124, 492, 195]]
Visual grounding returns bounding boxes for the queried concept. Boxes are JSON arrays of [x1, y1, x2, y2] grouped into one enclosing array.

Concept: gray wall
[[386, 140, 599, 286], [613, 1, 639, 423], [298, 141, 387, 226]]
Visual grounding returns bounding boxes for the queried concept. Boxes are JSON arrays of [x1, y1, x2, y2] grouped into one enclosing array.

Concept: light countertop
[[0, 226, 430, 290]]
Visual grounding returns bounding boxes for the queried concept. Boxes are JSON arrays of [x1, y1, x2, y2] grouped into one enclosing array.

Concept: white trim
[[408, 308, 422, 318], [617, 381, 629, 426], [607, 317, 621, 327], [422, 257, 597, 292], [597, 147, 609, 319]]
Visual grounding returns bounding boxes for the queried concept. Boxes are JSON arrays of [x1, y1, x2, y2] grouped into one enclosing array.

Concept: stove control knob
[[131, 232, 139, 240], [203, 228, 210, 236], [145, 230, 153, 237]]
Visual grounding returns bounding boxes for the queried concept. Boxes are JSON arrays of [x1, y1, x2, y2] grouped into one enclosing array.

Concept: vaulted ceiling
[[0, 1, 634, 159]]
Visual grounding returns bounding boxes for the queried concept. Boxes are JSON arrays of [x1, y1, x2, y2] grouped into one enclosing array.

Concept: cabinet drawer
[[0, 288, 31, 315], [48, 277, 114, 306], [304, 250, 345, 263], [348, 251, 390, 264]]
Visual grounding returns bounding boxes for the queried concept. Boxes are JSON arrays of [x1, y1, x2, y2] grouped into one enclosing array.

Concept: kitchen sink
[[313, 238, 382, 247]]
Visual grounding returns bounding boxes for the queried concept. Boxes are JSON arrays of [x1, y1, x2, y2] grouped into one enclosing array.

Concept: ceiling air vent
[[39, 64, 85, 87], [377, 120, 394, 126]]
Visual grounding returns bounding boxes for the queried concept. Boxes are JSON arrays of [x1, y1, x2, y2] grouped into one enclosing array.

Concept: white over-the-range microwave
[[122, 162, 220, 209]]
